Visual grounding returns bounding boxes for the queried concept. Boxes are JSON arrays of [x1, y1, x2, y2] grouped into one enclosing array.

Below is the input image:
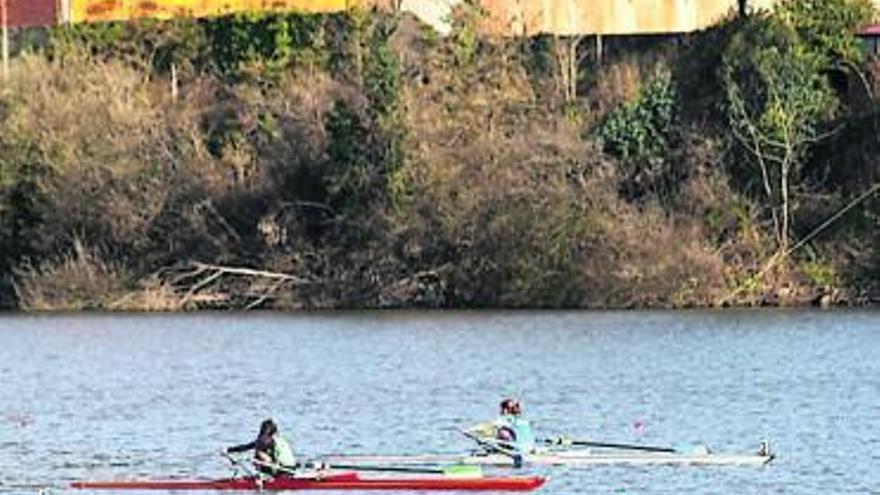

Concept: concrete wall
[[453, 0, 784, 36], [389, 0, 871, 36]]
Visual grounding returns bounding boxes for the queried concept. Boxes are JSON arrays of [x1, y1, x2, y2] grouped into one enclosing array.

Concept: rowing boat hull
[[71, 473, 546, 491], [323, 449, 774, 467]]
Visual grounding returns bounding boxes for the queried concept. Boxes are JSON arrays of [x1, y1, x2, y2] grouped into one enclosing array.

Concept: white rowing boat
[[322, 445, 774, 468]]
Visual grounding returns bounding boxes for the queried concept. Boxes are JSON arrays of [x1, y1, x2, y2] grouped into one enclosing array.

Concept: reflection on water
[[0, 310, 878, 494]]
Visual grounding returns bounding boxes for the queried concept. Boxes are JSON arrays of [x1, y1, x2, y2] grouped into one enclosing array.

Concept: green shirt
[[273, 435, 296, 467]]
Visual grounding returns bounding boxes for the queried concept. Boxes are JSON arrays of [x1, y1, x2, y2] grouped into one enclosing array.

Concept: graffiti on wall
[[70, 0, 355, 23]]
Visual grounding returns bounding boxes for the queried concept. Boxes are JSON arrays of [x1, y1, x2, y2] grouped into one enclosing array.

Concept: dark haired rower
[[226, 419, 296, 474]]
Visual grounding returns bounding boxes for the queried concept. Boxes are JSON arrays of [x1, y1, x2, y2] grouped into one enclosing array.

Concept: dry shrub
[[398, 54, 595, 304], [14, 240, 187, 311], [593, 203, 728, 308], [180, 70, 346, 257], [587, 58, 645, 116], [395, 43, 738, 307], [13, 240, 132, 310], [5, 53, 159, 172], [4, 53, 173, 249], [108, 279, 183, 311], [2, 52, 343, 269], [233, 70, 342, 188]]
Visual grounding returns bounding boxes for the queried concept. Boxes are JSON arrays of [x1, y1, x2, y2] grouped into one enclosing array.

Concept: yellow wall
[[71, 0, 354, 23], [68, 0, 878, 35]]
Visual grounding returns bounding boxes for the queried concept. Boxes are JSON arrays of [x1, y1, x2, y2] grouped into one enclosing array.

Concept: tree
[[722, 14, 836, 253], [552, 1, 588, 102], [721, 0, 873, 255], [554, 35, 586, 103]]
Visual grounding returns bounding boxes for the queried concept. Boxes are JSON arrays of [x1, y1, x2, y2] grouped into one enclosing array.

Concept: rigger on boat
[[321, 442, 774, 468], [325, 400, 775, 469]]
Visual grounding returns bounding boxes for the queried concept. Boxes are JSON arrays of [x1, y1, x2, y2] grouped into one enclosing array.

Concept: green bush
[[363, 19, 401, 118], [775, 0, 875, 65], [204, 13, 328, 78], [598, 71, 678, 198], [47, 19, 207, 76], [801, 260, 839, 287], [324, 100, 372, 210], [599, 71, 676, 163], [449, 0, 484, 67], [0, 139, 53, 273]]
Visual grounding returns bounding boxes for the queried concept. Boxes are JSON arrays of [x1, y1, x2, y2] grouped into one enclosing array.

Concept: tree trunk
[[780, 157, 791, 254], [170, 62, 179, 100], [568, 37, 578, 101], [555, 36, 584, 103], [756, 155, 781, 247]]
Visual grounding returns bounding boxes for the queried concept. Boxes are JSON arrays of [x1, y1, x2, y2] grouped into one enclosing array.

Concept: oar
[[222, 452, 271, 489], [251, 456, 482, 478], [222, 452, 261, 476], [539, 437, 677, 453], [459, 430, 525, 468], [328, 463, 482, 477], [251, 458, 311, 478]]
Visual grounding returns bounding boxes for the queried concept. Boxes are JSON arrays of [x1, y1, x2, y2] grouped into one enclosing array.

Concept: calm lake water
[[1, 310, 878, 494]]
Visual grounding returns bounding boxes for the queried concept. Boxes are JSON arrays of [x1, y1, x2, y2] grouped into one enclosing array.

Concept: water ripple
[[0, 310, 877, 494]]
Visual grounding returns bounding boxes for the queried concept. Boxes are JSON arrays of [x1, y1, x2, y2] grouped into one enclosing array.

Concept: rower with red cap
[[469, 398, 537, 454]]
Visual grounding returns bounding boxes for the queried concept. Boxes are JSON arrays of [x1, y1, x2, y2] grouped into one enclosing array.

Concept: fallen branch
[[187, 262, 310, 282]]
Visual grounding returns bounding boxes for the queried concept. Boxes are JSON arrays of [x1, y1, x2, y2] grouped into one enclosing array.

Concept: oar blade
[[442, 465, 482, 478]]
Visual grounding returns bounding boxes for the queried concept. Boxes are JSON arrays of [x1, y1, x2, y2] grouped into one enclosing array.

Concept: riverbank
[[1, 2, 878, 311]]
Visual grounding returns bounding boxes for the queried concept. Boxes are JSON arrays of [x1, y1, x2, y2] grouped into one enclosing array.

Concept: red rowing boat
[[71, 472, 546, 491]]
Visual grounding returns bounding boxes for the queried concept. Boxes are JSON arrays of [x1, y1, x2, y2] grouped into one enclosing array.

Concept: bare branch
[[245, 278, 288, 310]]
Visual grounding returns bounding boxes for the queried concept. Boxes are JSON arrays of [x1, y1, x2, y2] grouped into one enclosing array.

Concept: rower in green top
[[226, 418, 296, 474], [471, 398, 536, 454]]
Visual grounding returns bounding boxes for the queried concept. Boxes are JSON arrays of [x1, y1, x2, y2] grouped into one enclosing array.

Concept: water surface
[[1, 310, 878, 494]]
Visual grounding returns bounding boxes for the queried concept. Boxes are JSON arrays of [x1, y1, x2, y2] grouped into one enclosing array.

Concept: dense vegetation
[[0, 0, 878, 310]]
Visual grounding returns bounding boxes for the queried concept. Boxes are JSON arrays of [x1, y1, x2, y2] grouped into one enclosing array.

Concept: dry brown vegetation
[[1, 7, 877, 310]]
